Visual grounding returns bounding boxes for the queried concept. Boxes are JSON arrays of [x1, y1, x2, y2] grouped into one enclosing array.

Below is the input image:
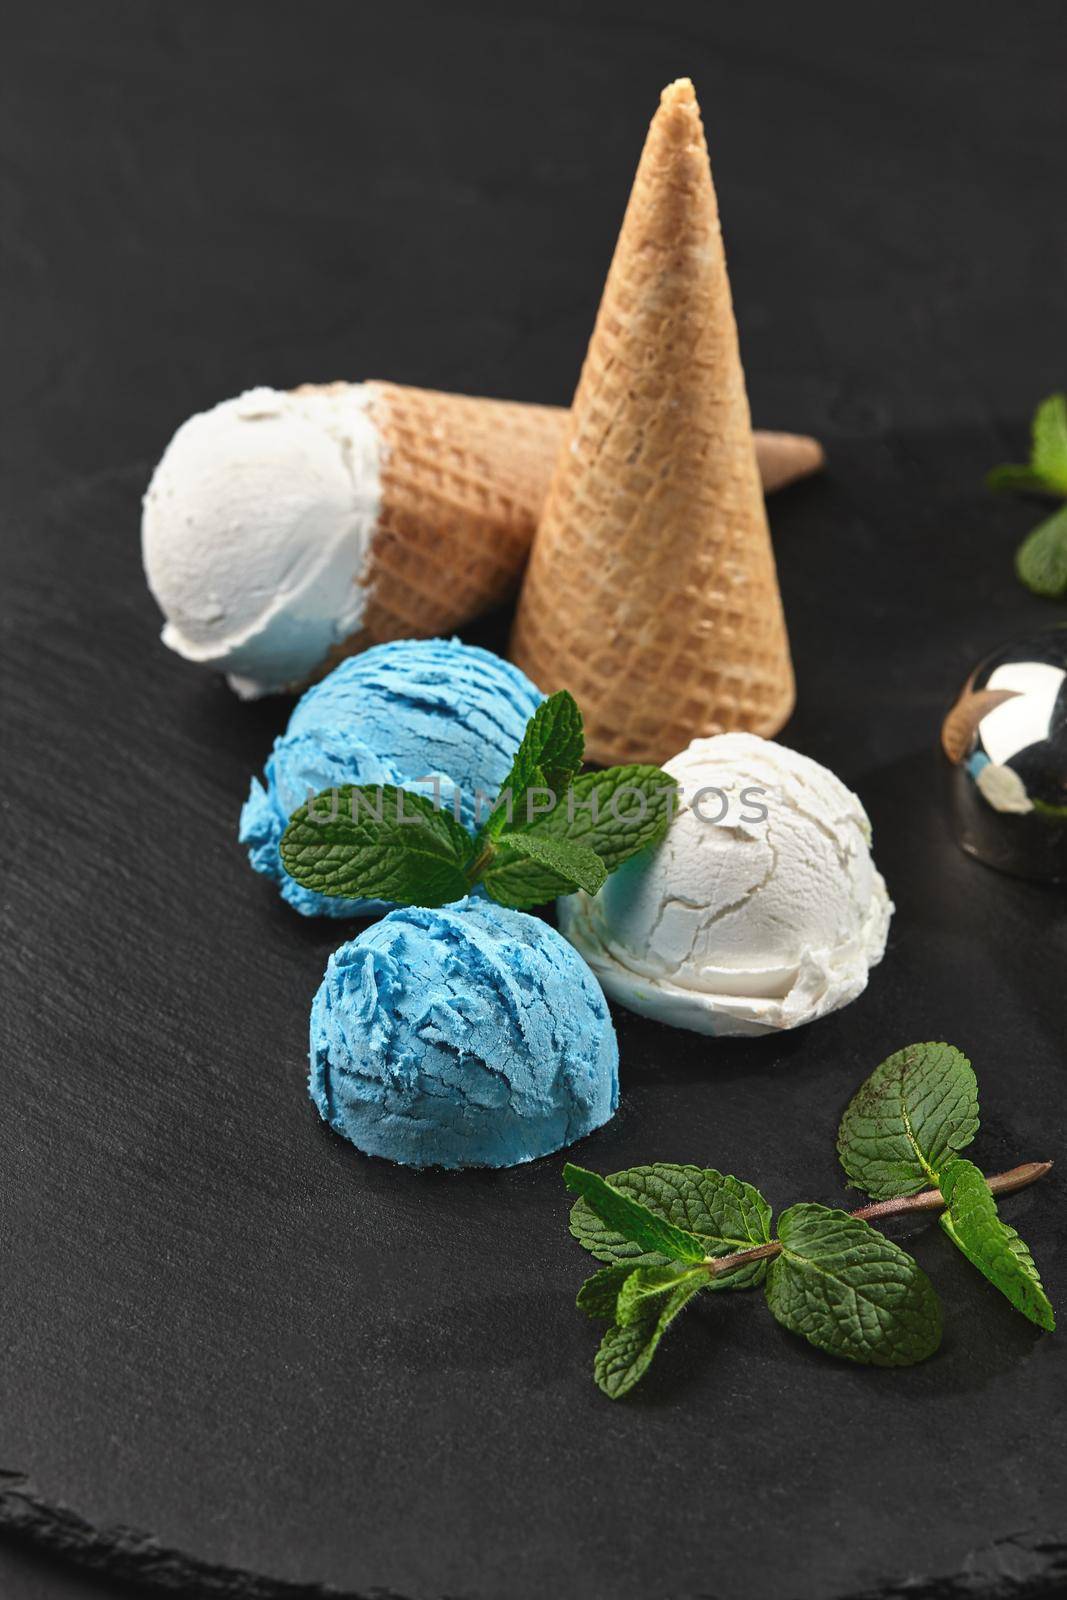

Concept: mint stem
[[704, 1161, 1052, 1279], [465, 842, 495, 887], [851, 1160, 1051, 1220]]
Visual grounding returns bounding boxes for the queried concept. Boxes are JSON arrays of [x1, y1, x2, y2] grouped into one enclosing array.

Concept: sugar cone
[[510, 79, 796, 765]]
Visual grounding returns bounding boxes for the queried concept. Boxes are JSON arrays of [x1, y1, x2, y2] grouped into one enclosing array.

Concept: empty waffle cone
[[510, 79, 796, 765]]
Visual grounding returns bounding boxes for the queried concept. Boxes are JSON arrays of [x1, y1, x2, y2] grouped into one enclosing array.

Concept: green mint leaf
[[280, 784, 473, 905], [576, 1263, 636, 1321], [1015, 504, 1067, 599], [480, 690, 583, 842], [477, 852, 573, 910], [563, 1165, 707, 1264], [987, 396, 1067, 498], [1030, 393, 1067, 492], [939, 1158, 1055, 1331], [478, 755, 677, 908], [1033, 795, 1067, 820], [492, 832, 607, 896], [535, 766, 678, 874], [765, 1204, 942, 1367], [593, 1276, 704, 1399], [568, 1164, 772, 1288], [616, 1265, 703, 1327], [837, 1042, 979, 1198], [986, 463, 1057, 495]]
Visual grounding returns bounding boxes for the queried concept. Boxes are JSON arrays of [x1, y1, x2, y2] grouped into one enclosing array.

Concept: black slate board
[[2, 3, 1067, 1597]]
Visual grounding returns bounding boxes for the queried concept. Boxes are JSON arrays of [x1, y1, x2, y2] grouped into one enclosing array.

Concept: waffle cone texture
[[510, 79, 796, 765], [293, 380, 561, 671]]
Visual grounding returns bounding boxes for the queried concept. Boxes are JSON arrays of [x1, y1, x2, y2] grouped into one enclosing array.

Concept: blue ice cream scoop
[[309, 900, 619, 1169], [239, 638, 543, 916]]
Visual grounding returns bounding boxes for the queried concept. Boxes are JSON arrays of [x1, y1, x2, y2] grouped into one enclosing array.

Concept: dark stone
[[2, 2, 1065, 1597]]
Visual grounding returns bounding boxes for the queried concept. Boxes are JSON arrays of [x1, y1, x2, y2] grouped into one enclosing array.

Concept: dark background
[[2, 2, 1066, 1597]]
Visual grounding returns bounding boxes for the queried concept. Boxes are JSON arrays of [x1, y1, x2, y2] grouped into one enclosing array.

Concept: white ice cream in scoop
[[142, 386, 381, 698], [558, 734, 893, 1037]]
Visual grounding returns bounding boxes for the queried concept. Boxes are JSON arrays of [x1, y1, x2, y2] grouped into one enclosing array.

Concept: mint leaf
[[765, 1204, 942, 1367], [536, 766, 678, 873], [1015, 504, 1067, 598], [563, 1165, 707, 1264], [476, 851, 573, 910], [480, 690, 583, 841], [568, 1164, 772, 1288], [1033, 795, 1067, 820], [490, 831, 607, 898], [987, 464, 1055, 494], [988, 395, 1067, 497], [576, 1263, 636, 1321], [939, 1158, 1055, 1331], [280, 784, 473, 905], [837, 1042, 979, 1198], [1030, 393, 1067, 492], [616, 1264, 703, 1326], [594, 1277, 704, 1399]]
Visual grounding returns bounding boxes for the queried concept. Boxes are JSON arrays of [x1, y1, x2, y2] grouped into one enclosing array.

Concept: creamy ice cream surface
[[142, 385, 380, 697], [559, 734, 893, 1036]]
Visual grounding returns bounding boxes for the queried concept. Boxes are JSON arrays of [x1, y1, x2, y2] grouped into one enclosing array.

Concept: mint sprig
[[567, 1161, 940, 1396], [987, 393, 1067, 597], [279, 690, 677, 911], [568, 1045, 1053, 1398], [838, 1042, 1055, 1331]]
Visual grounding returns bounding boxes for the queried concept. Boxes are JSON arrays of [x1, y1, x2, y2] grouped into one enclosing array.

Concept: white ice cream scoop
[[558, 733, 893, 1037], [142, 381, 825, 700]]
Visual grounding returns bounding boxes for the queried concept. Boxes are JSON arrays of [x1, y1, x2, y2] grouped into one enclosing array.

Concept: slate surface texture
[[2, 2, 1065, 1597]]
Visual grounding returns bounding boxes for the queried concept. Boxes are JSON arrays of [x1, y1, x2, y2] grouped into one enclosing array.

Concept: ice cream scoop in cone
[[510, 79, 796, 765], [143, 379, 817, 700], [142, 379, 562, 698]]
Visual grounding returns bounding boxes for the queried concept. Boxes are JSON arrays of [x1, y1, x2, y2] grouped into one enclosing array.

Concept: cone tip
[[660, 77, 697, 109]]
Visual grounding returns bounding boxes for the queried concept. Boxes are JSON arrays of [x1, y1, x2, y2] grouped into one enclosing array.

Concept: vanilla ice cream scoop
[[141, 381, 564, 698], [143, 386, 380, 696], [558, 734, 892, 1036]]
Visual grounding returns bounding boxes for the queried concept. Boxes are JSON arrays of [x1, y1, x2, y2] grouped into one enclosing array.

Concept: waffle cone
[[754, 430, 824, 494], [361, 380, 564, 645], [510, 79, 796, 765]]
